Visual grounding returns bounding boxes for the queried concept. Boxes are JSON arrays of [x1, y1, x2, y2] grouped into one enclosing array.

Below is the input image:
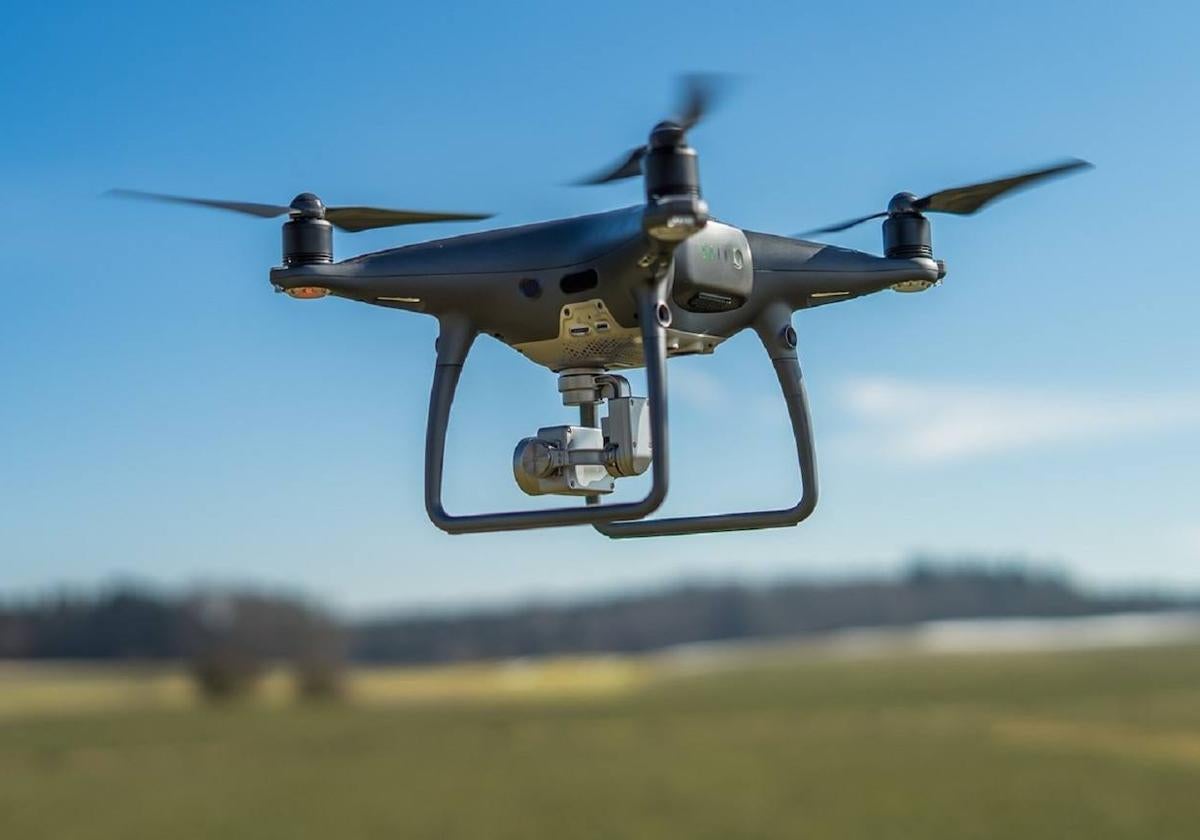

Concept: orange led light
[[286, 287, 331, 300]]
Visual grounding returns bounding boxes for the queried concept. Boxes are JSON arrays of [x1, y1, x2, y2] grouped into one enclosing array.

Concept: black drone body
[[112, 79, 1091, 539]]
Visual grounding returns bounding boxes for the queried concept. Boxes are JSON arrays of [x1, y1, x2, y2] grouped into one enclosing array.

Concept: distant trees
[[0, 587, 346, 702], [0, 589, 180, 659], [0, 561, 1192, 675], [351, 562, 1188, 664]]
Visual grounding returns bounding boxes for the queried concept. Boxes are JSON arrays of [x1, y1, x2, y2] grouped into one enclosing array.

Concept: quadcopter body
[[112, 79, 1090, 539], [273, 206, 940, 371]]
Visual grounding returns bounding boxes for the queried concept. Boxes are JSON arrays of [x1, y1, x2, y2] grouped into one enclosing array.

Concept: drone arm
[[592, 302, 818, 539], [424, 284, 672, 534]]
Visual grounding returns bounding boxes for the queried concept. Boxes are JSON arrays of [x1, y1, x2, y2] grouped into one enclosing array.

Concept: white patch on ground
[[656, 611, 1200, 672]]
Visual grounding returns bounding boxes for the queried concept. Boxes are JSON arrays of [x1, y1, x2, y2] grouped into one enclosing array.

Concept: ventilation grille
[[559, 337, 644, 367]]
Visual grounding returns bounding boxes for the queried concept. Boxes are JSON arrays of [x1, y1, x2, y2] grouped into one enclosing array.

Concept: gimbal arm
[[424, 282, 673, 533], [592, 302, 818, 539]]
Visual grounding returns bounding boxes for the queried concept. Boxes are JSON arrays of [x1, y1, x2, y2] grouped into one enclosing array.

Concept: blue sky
[[2, 1, 1197, 612]]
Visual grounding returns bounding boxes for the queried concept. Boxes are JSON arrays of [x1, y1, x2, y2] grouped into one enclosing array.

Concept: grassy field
[[3, 644, 1200, 838]]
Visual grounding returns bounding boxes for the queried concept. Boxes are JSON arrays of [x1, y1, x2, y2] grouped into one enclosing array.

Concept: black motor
[[641, 122, 709, 244], [882, 193, 933, 260], [282, 193, 333, 266]]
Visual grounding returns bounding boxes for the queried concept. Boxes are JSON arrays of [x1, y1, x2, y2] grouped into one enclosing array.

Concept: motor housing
[[282, 217, 333, 266]]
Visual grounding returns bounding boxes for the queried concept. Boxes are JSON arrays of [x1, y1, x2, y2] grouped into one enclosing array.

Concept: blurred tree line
[[1, 563, 1192, 686], [353, 562, 1191, 663], [0, 588, 345, 701]]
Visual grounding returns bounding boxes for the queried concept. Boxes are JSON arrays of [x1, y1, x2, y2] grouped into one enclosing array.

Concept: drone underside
[[110, 77, 1091, 539]]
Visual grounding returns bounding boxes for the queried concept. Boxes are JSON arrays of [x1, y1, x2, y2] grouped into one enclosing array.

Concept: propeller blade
[[796, 212, 888, 237], [576, 146, 648, 185], [797, 159, 1093, 238], [675, 73, 727, 131], [576, 73, 731, 186], [323, 206, 492, 233], [914, 158, 1093, 215], [106, 189, 291, 219], [107, 189, 493, 232]]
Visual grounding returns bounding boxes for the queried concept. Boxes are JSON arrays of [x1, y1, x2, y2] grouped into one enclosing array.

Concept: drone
[[110, 78, 1091, 539]]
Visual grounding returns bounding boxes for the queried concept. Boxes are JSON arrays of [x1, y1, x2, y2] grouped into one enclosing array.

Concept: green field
[[3, 644, 1200, 839]]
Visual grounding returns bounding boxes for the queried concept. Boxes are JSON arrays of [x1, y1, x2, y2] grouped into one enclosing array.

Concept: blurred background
[[2, 1, 1198, 837]]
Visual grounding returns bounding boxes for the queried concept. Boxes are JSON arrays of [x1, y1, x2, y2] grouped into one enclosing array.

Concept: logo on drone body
[[699, 244, 745, 270]]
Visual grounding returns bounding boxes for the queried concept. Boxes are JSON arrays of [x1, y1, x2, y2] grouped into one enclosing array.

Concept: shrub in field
[[293, 655, 346, 701], [180, 591, 346, 703], [189, 646, 263, 700], [291, 607, 349, 701]]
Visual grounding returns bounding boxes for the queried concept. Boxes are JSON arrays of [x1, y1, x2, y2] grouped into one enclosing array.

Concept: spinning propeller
[[577, 75, 727, 187], [574, 75, 731, 247], [105, 189, 492, 233], [799, 159, 1093, 237], [107, 189, 493, 268]]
